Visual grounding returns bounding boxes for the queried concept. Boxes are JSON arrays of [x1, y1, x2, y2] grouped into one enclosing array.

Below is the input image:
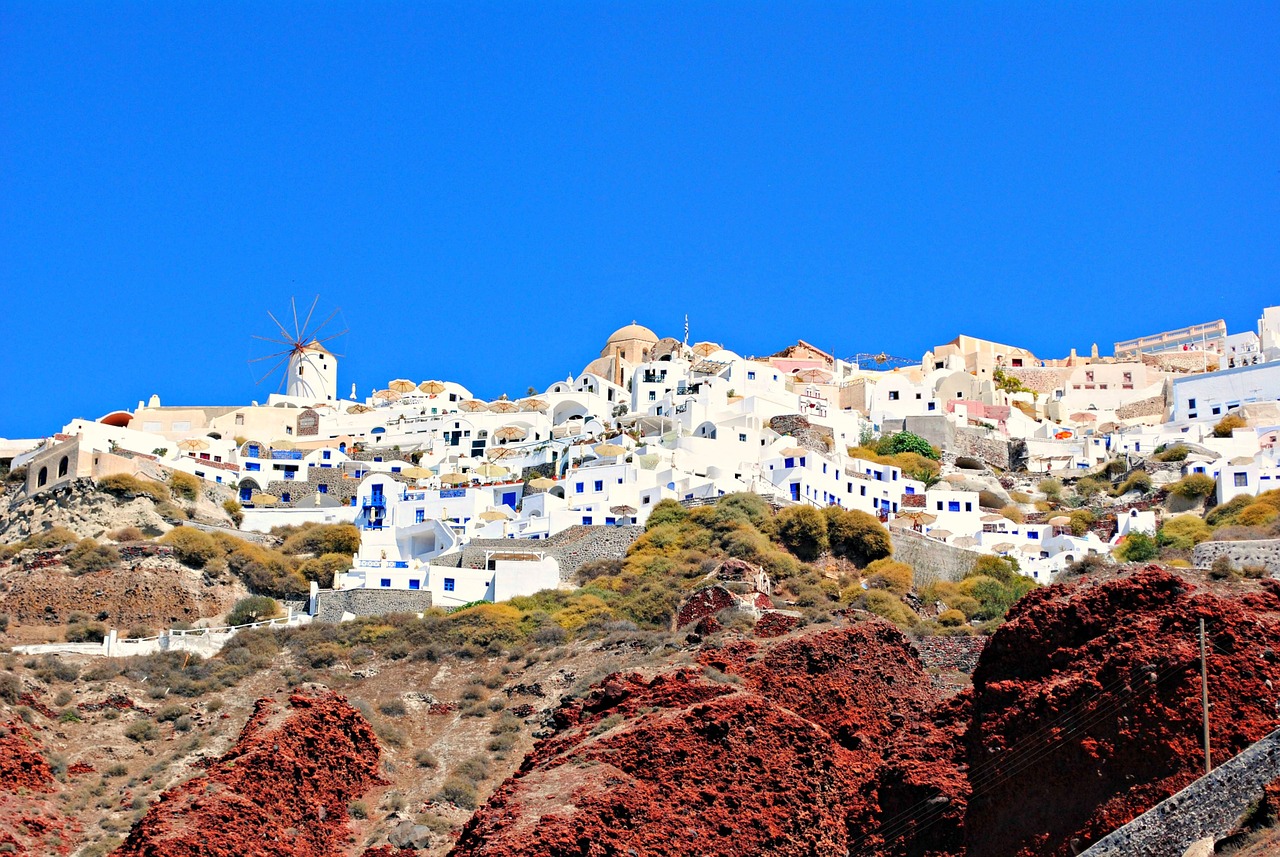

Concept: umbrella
[[272, 439, 295, 450], [693, 342, 721, 357], [1069, 412, 1098, 423], [439, 472, 469, 485], [610, 505, 637, 516], [346, 404, 373, 414], [519, 398, 548, 411], [388, 379, 417, 393], [991, 542, 1016, 553], [900, 511, 937, 525], [794, 368, 832, 383], [459, 400, 489, 412], [373, 389, 401, 402], [494, 425, 527, 441], [177, 438, 209, 452], [401, 466, 433, 479], [418, 380, 446, 394], [954, 536, 979, 548], [479, 509, 510, 522], [593, 443, 626, 457], [981, 514, 1007, 523], [1048, 515, 1072, 526], [490, 400, 520, 413], [473, 463, 509, 478], [929, 529, 953, 540], [779, 446, 808, 458], [249, 493, 278, 506], [527, 477, 556, 490], [487, 446, 519, 461]]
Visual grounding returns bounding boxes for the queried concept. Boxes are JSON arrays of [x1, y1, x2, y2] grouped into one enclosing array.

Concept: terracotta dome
[[605, 322, 658, 346]]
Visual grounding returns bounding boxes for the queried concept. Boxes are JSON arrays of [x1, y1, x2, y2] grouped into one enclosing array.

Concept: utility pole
[[1200, 618, 1211, 774]]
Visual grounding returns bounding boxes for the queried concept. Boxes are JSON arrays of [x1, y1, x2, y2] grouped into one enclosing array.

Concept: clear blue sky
[[2, 2, 1277, 438]]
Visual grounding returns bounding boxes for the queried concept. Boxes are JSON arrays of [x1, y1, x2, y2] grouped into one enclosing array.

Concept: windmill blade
[[313, 329, 349, 345], [278, 364, 289, 394], [299, 296, 319, 342], [266, 310, 297, 345], [251, 334, 293, 346], [291, 296, 301, 342], [249, 348, 295, 363], [254, 354, 290, 386], [307, 307, 342, 341]]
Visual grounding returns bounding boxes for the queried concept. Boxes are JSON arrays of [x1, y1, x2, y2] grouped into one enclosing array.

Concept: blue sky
[[1, 2, 1277, 438]]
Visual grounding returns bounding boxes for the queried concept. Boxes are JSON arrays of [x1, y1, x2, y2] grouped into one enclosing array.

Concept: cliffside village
[[5, 306, 1280, 611]]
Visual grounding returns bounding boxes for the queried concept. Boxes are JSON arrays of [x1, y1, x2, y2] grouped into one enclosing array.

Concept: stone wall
[[312, 588, 434, 622], [1192, 539, 1280, 577], [440, 525, 643, 583], [1115, 394, 1166, 421], [248, 467, 369, 508], [889, 528, 980, 586], [767, 415, 834, 454], [911, 635, 987, 674], [880, 416, 955, 452], [951, 427, 1014, 470], [1005, 367, 1070, 395], [1079, 727, 1280, 857]]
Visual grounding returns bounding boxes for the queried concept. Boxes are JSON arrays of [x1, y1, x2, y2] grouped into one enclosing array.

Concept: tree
[[775, 506, 829, 561], [1213, 414, 1247, 438], [877, 431, 939, 460], [827, 509, 893, 566], [227, 595, 280, 627]]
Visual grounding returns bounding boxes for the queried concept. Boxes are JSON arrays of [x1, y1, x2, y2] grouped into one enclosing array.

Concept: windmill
[[250, 297, 348, 402]]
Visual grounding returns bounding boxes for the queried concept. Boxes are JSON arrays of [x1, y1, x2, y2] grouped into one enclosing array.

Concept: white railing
[[12, 611, 308, 658]]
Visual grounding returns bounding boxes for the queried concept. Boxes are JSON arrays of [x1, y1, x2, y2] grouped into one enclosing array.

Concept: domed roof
[[606, 321, 658, 345]]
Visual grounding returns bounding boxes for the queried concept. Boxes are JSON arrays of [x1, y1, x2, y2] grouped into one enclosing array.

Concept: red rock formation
[[0, 720, 55, 793], [0, 720, 78, 856], [961, 567, 1280, 857], [449, 624, 965, 857], [113, 692, 386, 857]]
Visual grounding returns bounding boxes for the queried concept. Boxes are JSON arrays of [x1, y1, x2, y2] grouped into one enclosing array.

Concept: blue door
[[501, 491, 518, 508]]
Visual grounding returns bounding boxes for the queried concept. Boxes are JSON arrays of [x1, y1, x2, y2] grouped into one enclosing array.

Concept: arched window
[[57, 456, 69, 478], [37, 466, 48, 487]]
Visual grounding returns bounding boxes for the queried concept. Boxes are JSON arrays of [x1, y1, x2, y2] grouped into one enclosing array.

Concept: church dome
[[605, 322, 658, 346]]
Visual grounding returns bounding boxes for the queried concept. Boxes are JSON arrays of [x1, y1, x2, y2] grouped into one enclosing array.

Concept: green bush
[[937, 608, 967, 627], [66, 623, 106, 643], [864, 558, 913, 595], [1213, 414, 1247, 438], [159, 527, 219, 568], [1159, 515, 1212, 551], [65, 538, 120, 575], [124, 720, 158, 742], [298, 553, 351, 588], [645, 499, 688, 529], [1114, 472, 1153, 496], [1115, 531, 1159, 562], [775, 506, 829, 561], [1073, 477, 1105, 500], [863, 590, 919, 628], [436, 777, 478, 810], [1038, 478, 1063, 500], [876, 431, 939, 460], [968, 554, 1021, 585], [1206, 494, 1255, 528], [280, 523, 360, 556], [1238, 502, 1280, 528], [223, 499, 244, 527], [98, 473, 170, 502], [1168, 474, 1217, 500], [1153, 444, 1190, 462], [826, 508, 892, 566], [1068, 509, 1095, 536], [168, 471, 201, 502]]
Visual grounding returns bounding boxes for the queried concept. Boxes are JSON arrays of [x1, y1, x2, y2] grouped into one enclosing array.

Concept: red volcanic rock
[[113, 692, 386, 857], [449, 624, 966, 857], [962, 566, 1280, 857], [0, 721, 55, 793], [674, 585, 737, 630], [752, 610, 801, 638]]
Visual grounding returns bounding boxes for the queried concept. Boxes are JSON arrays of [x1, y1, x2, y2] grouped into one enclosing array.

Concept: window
[[784, 457, 795, 468], [235, 414, 245, 425], [739, 433, 747, 442], [948, 501, 961, 512], [1188, 398, 1196, 410], [936, 502, 944, 511], [1235, 472, 1249, 487], [594, 480, 603, 492], [1212, 406, 1221, 416], [380, 578, 392, 587], [1028, 531, 1039, 540], [323, 451, 331, 460], [965, 502, 972, 512], [281, 492, 290, 503], [915, 393, 922, 399], [57, 456, 68, 478], [582, 516, 593, 525], [37, 466, 47, 487], [415, 509, 425, 523], [888, 390, 900, 400], [246, 462, 260, 471], [408, 579, 420, 590], [928, 402, 936, 411], [648, 391, 656, 401], [575, 482, 584, 493], [1011, 358, 1023, 367], [747, 371, 756, 380], [318, 484, 328, 494], [443, 578, 455, 592], [172, 420, 191, 432]]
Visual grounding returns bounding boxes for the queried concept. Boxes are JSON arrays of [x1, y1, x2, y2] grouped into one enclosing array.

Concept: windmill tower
[[251, 297, 347, 402]]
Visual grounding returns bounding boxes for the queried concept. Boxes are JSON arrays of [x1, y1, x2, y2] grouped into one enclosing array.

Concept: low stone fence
[[1079, 727, 1280, 857], [1193, 539, 1280, 577], [911, 635, 987, 674], [446, 525, 643, 583]]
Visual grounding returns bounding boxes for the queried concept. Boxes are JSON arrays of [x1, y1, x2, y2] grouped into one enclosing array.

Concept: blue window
[[322, 451, 331, 460], [905, 486, 915, 495], [502, 491, 518, 508], [594, 480, 603, 492], [1028, 531, 1039, 540], [245, 462, 260, 471], [391, 466, 401, 473], [948, 501, 961, 512], [443, 578, 455, 592], [380, 578, 392, 587], [576, 482, 585, 493], [239, 486, 252, 502], [415, 509, 425, 523], [892, 471, 898, 481], [747, 371, 756, 380], [605, 517, 616, 525], [964, 502, 972, 511], [784, 457, 795, 468], [281, 492, 290, 503], [582, 516, 593, 525], [408, 579, 420, 590], [790, 483, 800, 501], [860, 485, 866, 496], [374, 456, 383, 463], [246, 444, 260, 457], [318, 484, 327, 494], [800, 458, 806, 466]]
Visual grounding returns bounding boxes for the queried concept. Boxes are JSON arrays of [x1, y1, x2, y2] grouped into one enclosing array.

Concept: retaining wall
[[443, 525, 643, 583], [889, 528, 981, 586], [1193, 539, 1280, 577], [1079, 727, 1280, 857], [312, 588, 435, 622]]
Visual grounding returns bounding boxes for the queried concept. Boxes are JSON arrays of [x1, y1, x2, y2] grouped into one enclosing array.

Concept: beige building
[[583, 322, 660, 387], [924, 335, 1038, 380]]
